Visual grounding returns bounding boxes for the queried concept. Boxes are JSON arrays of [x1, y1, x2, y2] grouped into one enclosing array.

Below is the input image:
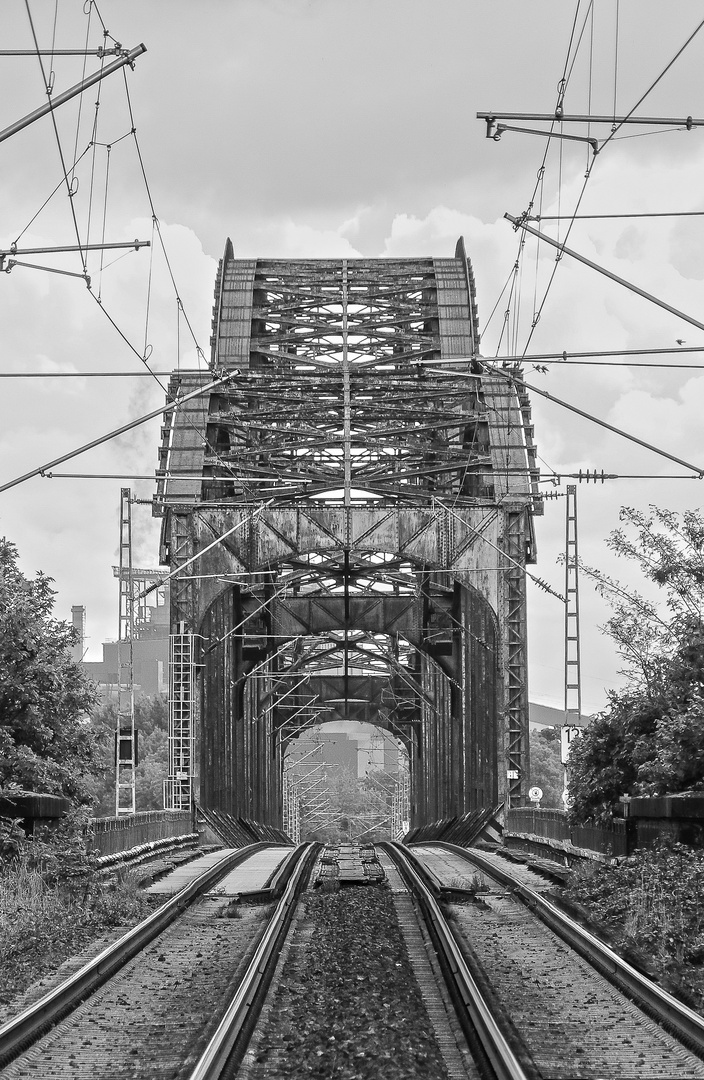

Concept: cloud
[[5, 0, 704, 706], [249, 219, 363, 258], [0, 219, 215, 657]]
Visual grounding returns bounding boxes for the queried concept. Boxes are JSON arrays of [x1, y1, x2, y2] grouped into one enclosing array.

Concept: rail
[[187, 842, 319, 1079], [424, 841, 704, 1057], [0, 843, 269, 1069], [379, 841, 531, 1080]]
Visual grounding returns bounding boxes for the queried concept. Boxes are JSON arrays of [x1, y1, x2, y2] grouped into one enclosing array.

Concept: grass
[[0, 855, 156, 1011], [563, 839, 704, 1009], [448, 872, 487, 894]]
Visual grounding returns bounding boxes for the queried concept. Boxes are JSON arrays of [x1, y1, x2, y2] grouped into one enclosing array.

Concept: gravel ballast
[[245, 882, 451, 1079]]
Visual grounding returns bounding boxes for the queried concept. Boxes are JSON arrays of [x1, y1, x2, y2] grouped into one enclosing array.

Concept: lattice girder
[[155, 239, 538, 824]]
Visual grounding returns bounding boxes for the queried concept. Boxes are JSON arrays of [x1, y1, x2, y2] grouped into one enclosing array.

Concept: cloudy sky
[[2, 1, 704, 713]]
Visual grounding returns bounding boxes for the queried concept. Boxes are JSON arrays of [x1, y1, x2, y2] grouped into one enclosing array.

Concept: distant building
[[287, 723, 402, 778], [78, 587, 170, 700]]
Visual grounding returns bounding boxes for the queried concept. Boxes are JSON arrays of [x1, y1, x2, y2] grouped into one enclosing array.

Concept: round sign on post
[[528, 786, 543, 803]]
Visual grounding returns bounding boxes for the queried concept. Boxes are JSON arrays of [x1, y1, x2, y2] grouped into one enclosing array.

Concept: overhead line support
[[505, 213, 704, 336], [491, 123, 598, 154], [0, 370, 238, 494], [478, 110, 703, 131], [115, 488, 136, 816], [0, 44, 147, 145], [486, 364, 704, 478]]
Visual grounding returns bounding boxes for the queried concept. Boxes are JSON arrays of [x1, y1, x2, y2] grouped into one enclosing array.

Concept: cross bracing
[[154, 239, 540, 826]]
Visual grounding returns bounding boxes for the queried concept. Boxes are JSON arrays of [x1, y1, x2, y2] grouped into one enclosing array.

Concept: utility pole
[[564, 484, 581, 725], [562, 484, 582, 805], [115, 488, 136, 815]]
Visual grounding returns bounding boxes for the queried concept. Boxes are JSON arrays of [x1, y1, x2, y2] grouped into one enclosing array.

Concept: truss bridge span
[[153, 238, 541, 832]]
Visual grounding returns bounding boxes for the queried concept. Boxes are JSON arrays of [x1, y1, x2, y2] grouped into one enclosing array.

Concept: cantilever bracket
[[493, 123, 599, 155]]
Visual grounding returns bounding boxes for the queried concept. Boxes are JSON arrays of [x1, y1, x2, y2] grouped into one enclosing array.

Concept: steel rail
[[0, 843, 270, 1068], [379, 842, 531, 1080], [187, 842, 319, 1080], [423, 841, 704, 1057]]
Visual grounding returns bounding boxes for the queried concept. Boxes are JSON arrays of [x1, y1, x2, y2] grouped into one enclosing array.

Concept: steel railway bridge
[[153, 238, 541, 830]]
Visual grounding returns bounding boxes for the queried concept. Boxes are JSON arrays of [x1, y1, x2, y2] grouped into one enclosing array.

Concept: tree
[[0, 539, 98, 803], [529, 727, 564, 808], [567, 507, 704, 823], [87, 695, 169, 815]]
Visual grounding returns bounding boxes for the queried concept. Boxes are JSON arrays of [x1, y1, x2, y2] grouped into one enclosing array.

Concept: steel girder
[[154, 240, 540, 824]]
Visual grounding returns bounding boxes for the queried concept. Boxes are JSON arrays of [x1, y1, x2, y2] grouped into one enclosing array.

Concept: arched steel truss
[[154, 239, 541, 827]]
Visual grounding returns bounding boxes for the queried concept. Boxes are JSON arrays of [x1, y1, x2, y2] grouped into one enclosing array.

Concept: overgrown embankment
[[563, 840, 704, 1010], [0, 823, 157, 1011]]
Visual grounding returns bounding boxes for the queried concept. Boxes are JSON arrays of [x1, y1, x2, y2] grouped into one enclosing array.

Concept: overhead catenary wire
[[517, 164, 596, 357], [69, 4, 93, 191], [3, 12, 253, 522], [488, 13, 704, 362], [0, 371, 179, 377], [434, 497, 566, 602], [8, 7, 238, 503], [24, 0, 89, 276], [481, 0, 591, 344], [506, 214, 704, 335], [10, 144, 93, 248], [12, 8, 198, 462], [481, 362, 704, 477], [599, 14, 704, 155], [120, 69, 205, 365], [612, 0, 620, 122], [135, 499, 276, 602], [483, 11, 575, 343], [0, 371, 240, 494], [4, 344, 704, 377], [75, 51, 263, 501]]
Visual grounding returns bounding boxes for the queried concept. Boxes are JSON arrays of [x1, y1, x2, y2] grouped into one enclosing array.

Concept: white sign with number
[[560, 725, 583, 765]]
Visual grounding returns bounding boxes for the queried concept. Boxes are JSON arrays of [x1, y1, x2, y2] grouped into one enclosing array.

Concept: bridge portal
[[153, 239, 541, 828]]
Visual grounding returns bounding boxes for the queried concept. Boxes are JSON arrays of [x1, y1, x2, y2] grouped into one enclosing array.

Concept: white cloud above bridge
[[1, 0, 704, 711]]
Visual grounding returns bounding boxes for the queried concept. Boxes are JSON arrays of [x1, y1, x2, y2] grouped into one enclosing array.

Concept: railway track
[[0, 842, 316, 1080], [388, 840, 704, 1080], [3, 838, 704, 1079]]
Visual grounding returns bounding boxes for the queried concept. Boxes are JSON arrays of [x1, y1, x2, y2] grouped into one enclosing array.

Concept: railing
[[88, 809, 193, 856], [506, 807, 631, 858]]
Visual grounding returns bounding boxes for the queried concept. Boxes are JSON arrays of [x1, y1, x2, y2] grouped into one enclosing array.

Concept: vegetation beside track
[[563, 839, 704, 1010], [0, 817, 157, 1013], [567, 507, 704, 824], [251, 883, 449, 1079]]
